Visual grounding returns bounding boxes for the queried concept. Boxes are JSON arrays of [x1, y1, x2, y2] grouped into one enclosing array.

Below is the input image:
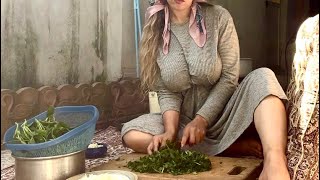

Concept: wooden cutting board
[[90, 153, 263, 180]]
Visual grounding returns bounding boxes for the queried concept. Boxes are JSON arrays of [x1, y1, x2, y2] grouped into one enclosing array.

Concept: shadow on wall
[[0, 0, 125, 90]]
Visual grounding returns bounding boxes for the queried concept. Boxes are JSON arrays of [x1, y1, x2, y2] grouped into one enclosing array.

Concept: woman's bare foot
[[220, 138, 263, 158], [259, 151, 290, 180]]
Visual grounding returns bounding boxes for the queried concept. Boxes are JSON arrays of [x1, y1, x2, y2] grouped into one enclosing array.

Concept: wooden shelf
[[266, 0, 280, 8], [267, 0, 280, 4]]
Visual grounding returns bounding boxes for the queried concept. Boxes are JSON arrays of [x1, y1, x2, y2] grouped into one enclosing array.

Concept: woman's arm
[[155, 78, 182, 136], [196, 8, 240, 126], [147, 79, 182, 154], [147, 109, 180, 154], [163, 110, 180, 137]]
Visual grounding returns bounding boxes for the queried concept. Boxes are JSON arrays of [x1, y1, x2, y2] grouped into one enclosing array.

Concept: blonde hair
[[286, 14, 319, 179], [139, 12, 164, 91]]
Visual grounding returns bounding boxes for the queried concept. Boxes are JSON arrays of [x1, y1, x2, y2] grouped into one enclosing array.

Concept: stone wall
[[1, 79, 149, 148]]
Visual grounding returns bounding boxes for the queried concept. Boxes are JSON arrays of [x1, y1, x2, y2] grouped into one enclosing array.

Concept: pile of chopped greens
[[127, 141, 212, 175], [13, 106, 72, 144]]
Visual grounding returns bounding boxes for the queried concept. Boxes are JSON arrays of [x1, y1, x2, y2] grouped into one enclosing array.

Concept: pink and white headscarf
[[146, 0, 209, 54]]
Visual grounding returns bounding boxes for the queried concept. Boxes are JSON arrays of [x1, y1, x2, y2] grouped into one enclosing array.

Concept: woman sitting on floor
[[121, 0, 290, 179]]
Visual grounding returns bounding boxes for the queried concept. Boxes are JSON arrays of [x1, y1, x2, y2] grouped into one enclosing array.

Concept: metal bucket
[[14, 150, 85, 180]]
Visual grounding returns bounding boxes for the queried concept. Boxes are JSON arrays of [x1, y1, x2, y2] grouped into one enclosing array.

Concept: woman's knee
[[122, 130, 134, 145], [123, 130, 143, 145], [244, 67, 280, 92], [261, 95, 285, 107], [255, 95, 286, 115], [122, 130, 153, 152], [250, 67, 275, 78]]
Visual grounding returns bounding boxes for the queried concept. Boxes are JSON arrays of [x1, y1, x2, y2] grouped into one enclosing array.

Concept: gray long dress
[[121, 5, 287, 155]]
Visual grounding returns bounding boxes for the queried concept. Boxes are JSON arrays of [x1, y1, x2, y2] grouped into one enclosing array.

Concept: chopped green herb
[[127, 141, 212, 175]]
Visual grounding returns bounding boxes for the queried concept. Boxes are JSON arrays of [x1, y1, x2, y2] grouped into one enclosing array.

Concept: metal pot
[[14, 150, 85, 180]]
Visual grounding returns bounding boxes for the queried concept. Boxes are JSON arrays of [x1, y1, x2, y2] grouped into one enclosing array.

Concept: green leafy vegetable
[[47, 106, 55, 122], [13, 106, 72, 144], [127, 141, 212, 175]]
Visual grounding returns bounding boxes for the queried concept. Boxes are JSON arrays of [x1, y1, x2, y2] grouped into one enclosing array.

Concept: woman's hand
[[147, 131, 176, 155], [147, 110, 179, 154], [181, 115, 208, 147]]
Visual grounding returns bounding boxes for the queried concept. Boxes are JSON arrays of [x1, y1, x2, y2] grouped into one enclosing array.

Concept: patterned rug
[[1, 126, 133, 180]]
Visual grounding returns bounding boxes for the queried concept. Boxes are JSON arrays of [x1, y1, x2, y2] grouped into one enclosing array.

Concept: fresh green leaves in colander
[[12, 106, 72, 144], [127, 141, 212, 175]]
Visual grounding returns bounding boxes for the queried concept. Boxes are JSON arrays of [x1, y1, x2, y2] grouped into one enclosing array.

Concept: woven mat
[[1, 126, 133, 180]]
